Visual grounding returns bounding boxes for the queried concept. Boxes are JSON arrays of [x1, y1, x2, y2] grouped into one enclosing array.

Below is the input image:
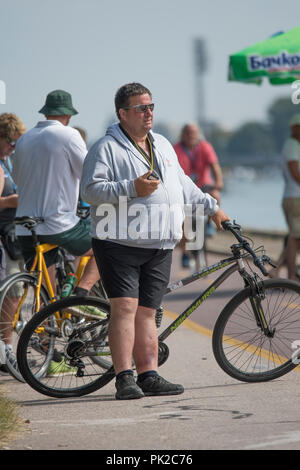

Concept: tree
[[207, 126, 232, 157], [226, 121, 276, 159]]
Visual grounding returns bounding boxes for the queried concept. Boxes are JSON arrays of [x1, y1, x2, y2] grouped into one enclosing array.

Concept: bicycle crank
[[158, 341, 169, 367]]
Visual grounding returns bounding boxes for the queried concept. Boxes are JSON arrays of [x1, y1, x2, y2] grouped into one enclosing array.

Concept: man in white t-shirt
[[270, 113, 300, 279], [13, 90, 100, 295]]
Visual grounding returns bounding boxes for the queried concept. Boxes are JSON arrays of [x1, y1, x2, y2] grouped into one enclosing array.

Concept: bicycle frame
[[29, 243, 58, 308], [12, 244, 91, 331], [75, 256, 91, 286], [158, 254, 268, 343]]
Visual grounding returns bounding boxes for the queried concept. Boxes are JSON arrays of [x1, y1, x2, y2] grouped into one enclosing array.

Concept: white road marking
[[244, 431, 300, 449]]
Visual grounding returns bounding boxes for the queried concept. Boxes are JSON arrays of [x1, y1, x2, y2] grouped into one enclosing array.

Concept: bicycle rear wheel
[[17, 296, 115, 398], [212, 279, 300, 382], [0, 274, 50, 382]]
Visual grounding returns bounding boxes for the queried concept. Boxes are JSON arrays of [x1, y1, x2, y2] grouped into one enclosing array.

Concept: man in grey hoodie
[[81, 83, 230, 400]]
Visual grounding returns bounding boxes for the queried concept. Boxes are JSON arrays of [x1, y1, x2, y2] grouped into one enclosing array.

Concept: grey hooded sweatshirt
[[80, 123, 218, 249]]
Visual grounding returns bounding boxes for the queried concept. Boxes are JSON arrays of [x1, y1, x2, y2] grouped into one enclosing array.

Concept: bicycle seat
[[14, 216, 45, 229]]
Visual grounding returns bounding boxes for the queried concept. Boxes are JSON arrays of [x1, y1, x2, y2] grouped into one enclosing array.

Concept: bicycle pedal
[[155, 306, 163, 328], [0, 341, 6, 364]]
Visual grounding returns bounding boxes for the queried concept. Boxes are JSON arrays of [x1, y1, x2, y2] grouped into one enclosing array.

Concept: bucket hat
[[290, 114, 300, 126], [39, 90, 78, 116]]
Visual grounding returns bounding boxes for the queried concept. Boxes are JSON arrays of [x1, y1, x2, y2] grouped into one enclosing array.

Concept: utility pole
[[194, 38, 207, 129]]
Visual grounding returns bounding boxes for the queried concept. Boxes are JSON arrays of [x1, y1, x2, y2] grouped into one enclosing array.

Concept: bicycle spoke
[[213, 280, 300, 382], [17, 296, 114, 398]]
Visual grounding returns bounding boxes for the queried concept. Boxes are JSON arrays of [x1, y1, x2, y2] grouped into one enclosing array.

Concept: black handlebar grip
[[254, 258, 269, 276], [221, 220, 231, 230]]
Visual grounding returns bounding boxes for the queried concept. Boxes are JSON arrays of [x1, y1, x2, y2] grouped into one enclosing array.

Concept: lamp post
[[194, 38, 207, 129]]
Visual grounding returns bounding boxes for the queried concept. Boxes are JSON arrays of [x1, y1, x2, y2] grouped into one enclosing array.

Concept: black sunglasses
[[123, 103, 155, 113]]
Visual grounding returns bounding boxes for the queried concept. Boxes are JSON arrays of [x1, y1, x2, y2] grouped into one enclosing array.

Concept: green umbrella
[[228, 26, 300, 85]]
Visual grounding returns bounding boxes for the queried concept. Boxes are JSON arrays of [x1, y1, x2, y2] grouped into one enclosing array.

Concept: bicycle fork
[[239, 260, 275, 338]]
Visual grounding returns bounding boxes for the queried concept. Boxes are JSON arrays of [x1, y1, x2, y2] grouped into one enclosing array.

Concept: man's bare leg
[[133, 305, 158, 374], [75, 249, 100, 292], [108, 297, 138, 375], [286, 235, 298, 280]]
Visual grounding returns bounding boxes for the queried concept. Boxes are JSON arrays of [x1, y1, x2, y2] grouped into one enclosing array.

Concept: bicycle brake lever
[[232, 220, 242, 231], [261, 255, 277, 269]]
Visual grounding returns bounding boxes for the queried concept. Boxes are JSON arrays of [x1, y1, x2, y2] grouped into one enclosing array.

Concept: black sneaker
[[115, 373, 145, 400], [6, 348, 19, 373], [137, 374, 184, 396], [0, 364, 9, 374]]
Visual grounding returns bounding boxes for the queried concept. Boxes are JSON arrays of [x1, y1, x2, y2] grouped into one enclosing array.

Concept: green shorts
[[18, 219, 92, 269]]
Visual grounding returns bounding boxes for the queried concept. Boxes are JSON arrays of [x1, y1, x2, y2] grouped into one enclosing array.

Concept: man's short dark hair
[[115, 82, 152, 119]]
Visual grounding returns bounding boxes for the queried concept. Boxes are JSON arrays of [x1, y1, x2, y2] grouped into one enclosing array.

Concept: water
[[220, 167, 287, 232]]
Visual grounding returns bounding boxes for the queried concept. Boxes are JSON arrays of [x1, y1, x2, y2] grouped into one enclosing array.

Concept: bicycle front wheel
[[0, 274, 50, 382], [212, 279, 300, 382], [17, 296, 115, 398]]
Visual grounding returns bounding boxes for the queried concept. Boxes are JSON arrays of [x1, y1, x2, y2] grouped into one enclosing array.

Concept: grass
[[0, 384, 24, 449]]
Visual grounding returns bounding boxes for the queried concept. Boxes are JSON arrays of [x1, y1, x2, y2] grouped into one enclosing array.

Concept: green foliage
[[207, 96, 299, 165], [0, 386, 23, 449], [226, 121, 275, 157]]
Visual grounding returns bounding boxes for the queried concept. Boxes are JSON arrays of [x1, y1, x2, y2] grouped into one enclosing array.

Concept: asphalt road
[[2, 249, 300, 452]]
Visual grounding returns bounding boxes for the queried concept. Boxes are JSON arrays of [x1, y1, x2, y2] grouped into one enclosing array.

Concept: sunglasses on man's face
[[4, 137, 16, 147], [123, 103, 155, 113]]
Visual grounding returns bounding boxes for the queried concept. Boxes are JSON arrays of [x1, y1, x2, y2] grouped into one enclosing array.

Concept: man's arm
[[211, 207, 230, 231], [0, 193, 18, 209], [81, 142, 138, 205]]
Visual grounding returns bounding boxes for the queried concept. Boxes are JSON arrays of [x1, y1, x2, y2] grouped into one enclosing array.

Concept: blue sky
[[1, 0, 300, 143]]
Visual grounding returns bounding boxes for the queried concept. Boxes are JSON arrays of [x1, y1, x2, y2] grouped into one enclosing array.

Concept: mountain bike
[[0, 216, 107, 382], [16, 221, 300, 398]]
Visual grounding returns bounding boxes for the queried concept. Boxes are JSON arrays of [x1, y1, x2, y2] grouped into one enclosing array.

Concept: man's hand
[[134, 171, 160, 197], [211, 208, 230, 231]]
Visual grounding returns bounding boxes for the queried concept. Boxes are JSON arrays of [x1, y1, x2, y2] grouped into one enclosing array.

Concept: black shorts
[[92, 239, 172, 310]]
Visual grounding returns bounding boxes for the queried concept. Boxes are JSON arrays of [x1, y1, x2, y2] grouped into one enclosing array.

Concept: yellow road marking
[[163, 308, 300, 372], [164, 309, 212, 337]]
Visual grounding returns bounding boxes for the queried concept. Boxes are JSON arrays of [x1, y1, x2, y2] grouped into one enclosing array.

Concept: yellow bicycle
[[0, 216, 108, 382]]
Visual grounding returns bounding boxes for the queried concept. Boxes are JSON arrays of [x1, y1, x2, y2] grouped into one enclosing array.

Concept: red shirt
[[174, 140, 218, 188]]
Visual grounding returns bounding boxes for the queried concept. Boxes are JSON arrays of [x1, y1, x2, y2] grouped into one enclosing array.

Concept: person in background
[[12, 90, 101, 375], [73, 126, 87, 143], [270, 114, 300, 280], [174, 123, 223, 268], [0, 113, 26, 372], [12, 90, 99, 295]]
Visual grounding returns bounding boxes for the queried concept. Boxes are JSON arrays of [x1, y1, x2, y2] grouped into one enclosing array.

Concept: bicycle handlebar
[[221, 220, 269, 276]]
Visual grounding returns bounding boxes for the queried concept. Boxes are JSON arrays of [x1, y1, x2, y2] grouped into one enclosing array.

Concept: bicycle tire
[[76, 281, 109, 368], [0, 273, 51, 382], [212, 278, 300, 382], [17, 296, 115, 398]]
